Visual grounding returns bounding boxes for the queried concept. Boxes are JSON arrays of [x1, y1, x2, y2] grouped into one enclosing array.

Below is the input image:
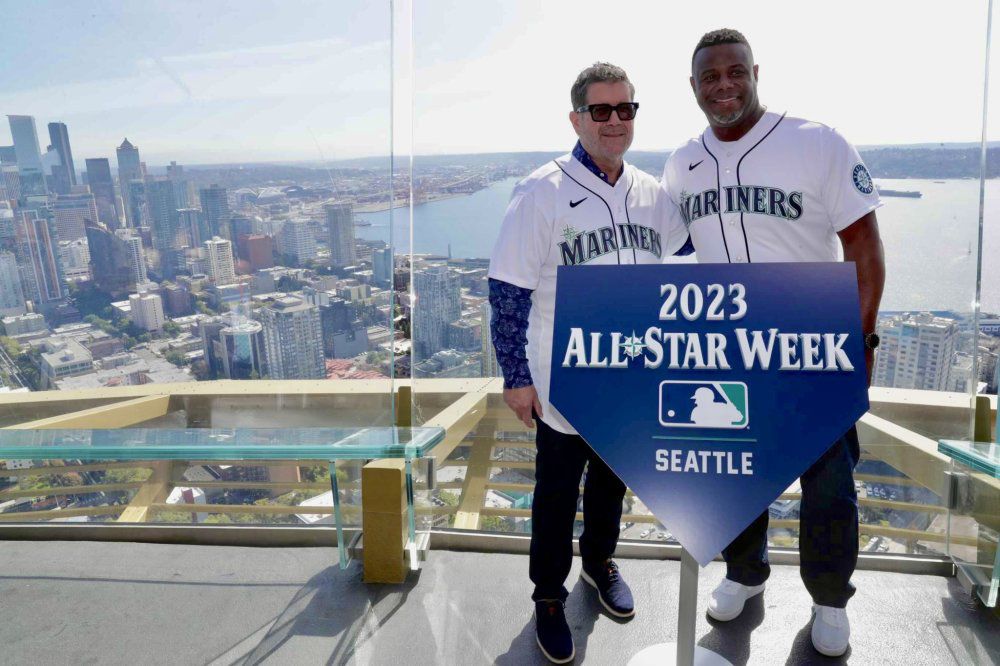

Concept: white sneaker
[[706, 579, 766, 621], [811, 605, 850, 657]]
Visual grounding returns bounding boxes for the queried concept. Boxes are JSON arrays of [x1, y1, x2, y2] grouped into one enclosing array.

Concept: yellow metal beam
[[117, 461, 176, 523], [0, 505, 126, 522], [453, 436, 495, 530], [0, 483, 143, 500], [3, 395, 172, 430]]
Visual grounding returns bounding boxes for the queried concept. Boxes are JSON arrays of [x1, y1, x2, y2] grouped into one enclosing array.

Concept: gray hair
[[570, 62, 635, 110]]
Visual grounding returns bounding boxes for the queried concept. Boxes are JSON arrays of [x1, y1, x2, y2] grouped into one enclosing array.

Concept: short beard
[[710, 105, 746, 126]]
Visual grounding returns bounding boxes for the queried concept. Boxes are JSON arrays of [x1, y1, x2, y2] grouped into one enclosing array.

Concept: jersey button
[[729, 219, 736, 226], [734, 255, 746, 262], [724, 168, 731, 174]]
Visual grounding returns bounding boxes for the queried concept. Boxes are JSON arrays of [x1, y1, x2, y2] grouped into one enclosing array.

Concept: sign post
[[548, 263, 869, 665]]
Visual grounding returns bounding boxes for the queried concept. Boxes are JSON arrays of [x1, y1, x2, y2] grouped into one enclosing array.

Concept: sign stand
[[628, 548, 732, 666]]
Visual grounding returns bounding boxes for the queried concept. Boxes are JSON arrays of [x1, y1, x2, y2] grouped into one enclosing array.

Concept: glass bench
[[938, 439, 1000, 607], [0, 427, 445, 570]]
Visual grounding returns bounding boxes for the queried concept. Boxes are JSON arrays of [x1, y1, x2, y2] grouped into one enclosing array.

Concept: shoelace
[[605, 561, 620, 583]]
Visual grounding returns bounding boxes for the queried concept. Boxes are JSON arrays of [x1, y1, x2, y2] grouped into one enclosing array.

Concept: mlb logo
[[658, 380, 749, 430]]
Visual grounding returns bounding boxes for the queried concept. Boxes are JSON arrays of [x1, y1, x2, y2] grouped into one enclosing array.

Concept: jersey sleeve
[[654, 178, 691, 257], [488, 183, 551, 290], [820, 127, 883, 232]]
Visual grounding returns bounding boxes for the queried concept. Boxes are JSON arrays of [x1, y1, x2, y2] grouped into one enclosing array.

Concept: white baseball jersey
[[489, 152, 688, 434], [662, 110, 882, 263]]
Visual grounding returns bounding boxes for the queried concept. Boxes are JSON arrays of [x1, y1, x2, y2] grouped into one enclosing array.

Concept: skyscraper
[[146, 178, 185, 277], [480, 301, 500, 377], [277, 218, 317, 265], [325, 202, 356, 268], [1, 166, 21, 205], [84, 221, 136, 295], [7, 116, 46, 197], [51, 191, 99, 242], [413, 264, 461, 358], [129, 292, 165, 331], [122, 179, 149, 229], [116, 138, 143, 184], [47, 122, 77, 194], [166, 161, 190, 207], [117, 229, 150, 287], [373, 246, 393, 288], [84, 158, 120, 229], [873, 313, 959, 391], [260, 296, 325, 379], [0, 250, 26, 316], [199, 185, 231, 239], [204, 236, 236, 285], [219, 319, 267, 379], [15, 209, 65, 304]]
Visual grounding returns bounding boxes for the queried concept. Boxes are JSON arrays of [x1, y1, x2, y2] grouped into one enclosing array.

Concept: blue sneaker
[[534, 600, 575, 664], [581, 559, 635, 618]]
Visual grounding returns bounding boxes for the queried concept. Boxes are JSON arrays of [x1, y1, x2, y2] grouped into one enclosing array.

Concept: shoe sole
[[580, 570, 636, 618], [705, 584, 765, 622], [811, 608, 849, 657], [534, 619, 575, 665]]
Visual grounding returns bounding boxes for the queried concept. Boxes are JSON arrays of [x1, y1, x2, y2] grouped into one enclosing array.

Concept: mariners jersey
[[489, 152, 688, 434], [662, 110, 882, 263]]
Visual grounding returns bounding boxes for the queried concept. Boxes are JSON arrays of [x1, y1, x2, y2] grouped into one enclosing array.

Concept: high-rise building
[[278, 218, 317, 265], [117, 229, 149, 287], [260, 296, 325, 379], [0, 250, 26, 317], [177, 208, 208, 247], [116, 138, 143, 185], [15, 209, 65, 305], [146, 178, 185, 278], [166, 162, 190, 208], [199, 185, 231, 239], [204, 236, 236, 285], [59, 239, 91, 281], [122, 179, 149, 229], [0, 146, 16, 164], [47, 122, 77, 194], [218, 319, 267, 379], [1, 166, 21, 204], [874, 312, 959, 391], [7, 116, 46, 197], [373, 247, 393, 288], [84, 158, 120, 229], [129, 292, 165, 332], [325, 202, 356, 268], [413, 264, 461, 358], [236, 234, 274, 272], [85, 221, 137, 295], [50, 192, 99, 242], [480, 301, 500, 378]]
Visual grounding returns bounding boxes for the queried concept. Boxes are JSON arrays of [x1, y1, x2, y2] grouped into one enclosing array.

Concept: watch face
[[865, 333, 880, 350]]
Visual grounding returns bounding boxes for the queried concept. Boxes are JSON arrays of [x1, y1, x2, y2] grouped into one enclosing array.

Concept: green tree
[[162, 321, 181, 337], [164, 351, 188, 367]]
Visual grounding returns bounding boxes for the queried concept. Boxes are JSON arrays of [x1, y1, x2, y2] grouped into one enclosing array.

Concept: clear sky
[[0, 0, 996, 165]]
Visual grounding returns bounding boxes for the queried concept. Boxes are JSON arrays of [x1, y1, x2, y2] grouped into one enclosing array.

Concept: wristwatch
[[863, 332, 880, 350]]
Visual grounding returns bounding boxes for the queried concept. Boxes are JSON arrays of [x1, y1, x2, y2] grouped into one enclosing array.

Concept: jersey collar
[[702, 109, 783, 155], [571, 141, 624, 185]]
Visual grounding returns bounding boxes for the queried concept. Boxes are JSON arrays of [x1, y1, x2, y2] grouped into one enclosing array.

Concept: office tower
[[51, 191, 99, 242], [177, 208, 207, 247], [218, 319, 267, 379], [199, 185, 231, 239], [59, 239, 91, 281], [204, 236, 236, 285], [1, 165, 21, 204], [84, 158, 120, 229], [480, 301, 500, 377], [117, 229, 150, 287], [166, 162, 190, 207], [146, 178, 185, 278], [161, 283, 192, 317], [0, 199, 16, 253], [116, 138, 143, 184], [373, 247, 393, 288], [46, 123, 77, 194], [237, 234, 274, 272], [413, 264, 461, 358], [277, 218, 317, 265], [129, 292, 165, 331], [84, 220, 137, 294], [305, 291, 366, 359], [260, 296, 325, 379], [0, 146, 16, 164], [325, 202, 356, 268], [15, 209, 65, 304], [873, 312, 959, 391], [0, 250, 26, 316], [122, 179, 149, 229], [7, 115, 47, 197], [230, 215, 253, 243]]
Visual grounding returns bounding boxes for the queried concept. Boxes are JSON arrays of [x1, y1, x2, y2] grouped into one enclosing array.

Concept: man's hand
[[504, 385, 542, 428]]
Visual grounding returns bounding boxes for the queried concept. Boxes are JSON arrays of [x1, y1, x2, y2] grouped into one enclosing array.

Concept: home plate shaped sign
[[549, 263, 869, 566]]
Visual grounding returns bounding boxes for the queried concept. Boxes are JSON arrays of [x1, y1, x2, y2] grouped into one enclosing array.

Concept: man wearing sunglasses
[[661, 29, 885, 658], [488, 62, 691, 663]]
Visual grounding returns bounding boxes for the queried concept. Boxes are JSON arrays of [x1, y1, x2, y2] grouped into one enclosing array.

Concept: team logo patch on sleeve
[[852, 164, 874, 194]]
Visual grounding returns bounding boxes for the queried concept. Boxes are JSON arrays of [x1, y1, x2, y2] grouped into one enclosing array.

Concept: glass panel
[[0, 2, 395, 526]]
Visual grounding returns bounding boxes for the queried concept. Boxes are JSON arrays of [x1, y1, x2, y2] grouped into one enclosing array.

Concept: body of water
[[357, 175, 1000, 315]]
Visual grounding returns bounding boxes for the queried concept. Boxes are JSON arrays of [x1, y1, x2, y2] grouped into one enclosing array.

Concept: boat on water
[[877, 188, 922, 198]]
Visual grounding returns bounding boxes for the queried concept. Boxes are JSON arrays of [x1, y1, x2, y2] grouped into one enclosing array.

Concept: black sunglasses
[[574, 102, 639, 122]]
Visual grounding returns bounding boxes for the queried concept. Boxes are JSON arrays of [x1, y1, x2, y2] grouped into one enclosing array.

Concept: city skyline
[[1, 1, 997, 163]]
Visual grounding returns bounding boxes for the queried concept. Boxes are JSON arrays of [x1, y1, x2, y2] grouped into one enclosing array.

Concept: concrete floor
[[0, 540, 997, 665]]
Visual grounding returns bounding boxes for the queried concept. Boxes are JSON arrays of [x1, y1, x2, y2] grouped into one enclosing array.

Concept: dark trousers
[[723, 426, 861, 608], [529, 416, 626, 602]]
